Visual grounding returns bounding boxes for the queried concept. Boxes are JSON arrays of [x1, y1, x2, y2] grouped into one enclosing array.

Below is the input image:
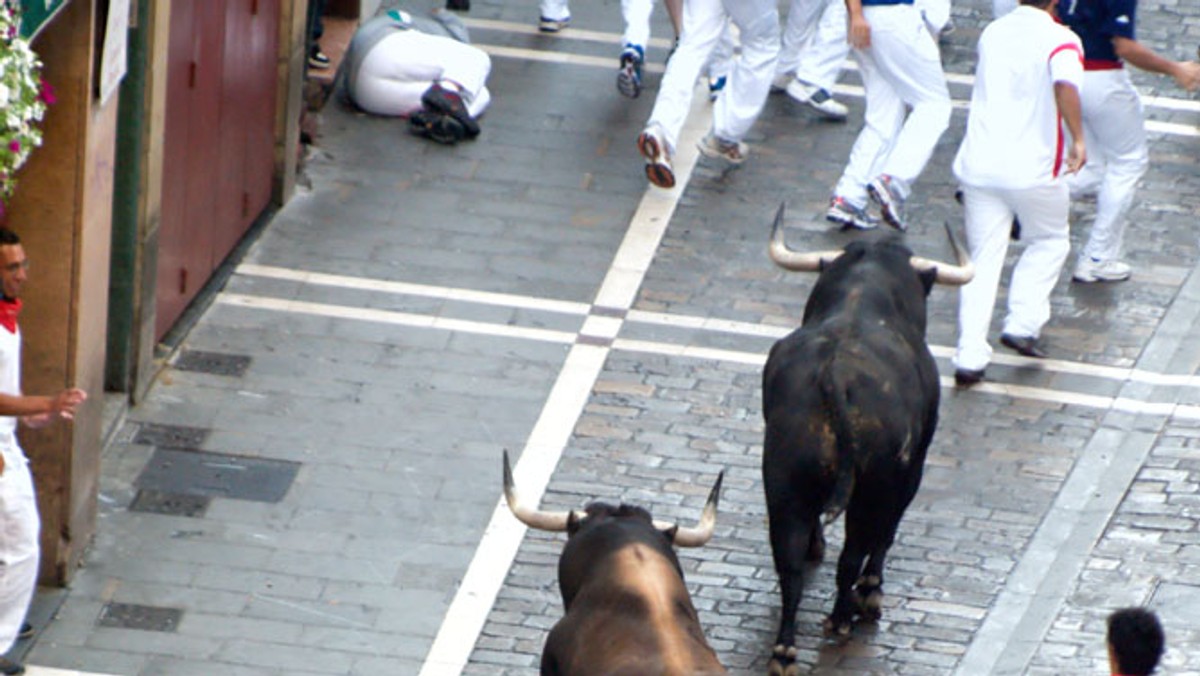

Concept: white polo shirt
[[952, 5, 1083, 190]]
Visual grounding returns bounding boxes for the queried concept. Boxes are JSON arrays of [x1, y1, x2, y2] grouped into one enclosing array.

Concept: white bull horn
[[767, 202, 843, 272], [653, 471, 724, 548], [909, 221, 975, 286], [502, 450, 582, 532]]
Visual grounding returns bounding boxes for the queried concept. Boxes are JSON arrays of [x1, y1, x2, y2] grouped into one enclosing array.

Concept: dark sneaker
[[826, 196, 878, 231], [0, 657, 23, 675], [868, 174, 907, 231], [409, 109, 466, 145], [637, 124, 675, 189], [308, 49, 331, 70], [538, 15, 570, 32], [421, 82, 480, 138], [617, 45, 645, 99], [954, 368, 985, 387], [1000, 333, 1047, 359]]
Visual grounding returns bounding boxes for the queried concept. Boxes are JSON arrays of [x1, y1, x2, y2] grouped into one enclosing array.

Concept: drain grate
[[135, 448, 299, 503], [129, 489, 210, 518], [173, 350, 252, 377], [132, 423, 210, 449], [96, 602, 182, 632]]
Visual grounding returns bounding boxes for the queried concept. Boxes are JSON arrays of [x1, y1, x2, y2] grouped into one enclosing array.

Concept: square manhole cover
[[132, 423, 210, 449], [129, 489, 210, 518], [135, 448, 299, 503], [173, 350, 252, 377], [97, 602, 182, 632]]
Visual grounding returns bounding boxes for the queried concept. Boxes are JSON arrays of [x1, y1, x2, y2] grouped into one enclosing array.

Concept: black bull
[[761, 206, 973, 674], [502, 451, 728, 675]]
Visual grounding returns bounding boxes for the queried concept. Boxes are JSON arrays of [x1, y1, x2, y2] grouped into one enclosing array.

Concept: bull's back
[[762, 323, 939, 488], [543, 544, 726, 676]]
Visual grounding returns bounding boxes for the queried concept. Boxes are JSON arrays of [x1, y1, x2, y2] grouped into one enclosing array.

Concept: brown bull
[[502, 451, 727, 675]]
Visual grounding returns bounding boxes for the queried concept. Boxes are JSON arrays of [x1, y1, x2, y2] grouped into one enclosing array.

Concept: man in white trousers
[[344, 8, 491, 145], [1057, 0, 1200, 282], [826, 0, 951, 231], [773, 0, 852, 120], [636, 1, 780, 189], [951, 0, 1086, 386], [0, 228, 87, 676]]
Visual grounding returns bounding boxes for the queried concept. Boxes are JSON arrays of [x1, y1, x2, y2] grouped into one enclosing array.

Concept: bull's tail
[[818, 362, 857, 525]]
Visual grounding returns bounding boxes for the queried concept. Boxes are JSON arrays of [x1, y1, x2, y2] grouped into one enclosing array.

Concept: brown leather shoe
[[1000, 333, 1046, 359]]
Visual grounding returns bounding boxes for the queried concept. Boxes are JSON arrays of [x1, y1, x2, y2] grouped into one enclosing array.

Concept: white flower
[[0, 1, 51, 201]]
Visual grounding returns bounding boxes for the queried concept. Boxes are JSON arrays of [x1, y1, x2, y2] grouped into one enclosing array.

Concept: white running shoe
[[785, 78, 849, 121], [1073, 258, 1132, 283], [697, 133, 748, 165]]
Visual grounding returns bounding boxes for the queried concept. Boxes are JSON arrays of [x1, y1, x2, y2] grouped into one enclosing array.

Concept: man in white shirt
[[951, 0, 1086, 386]]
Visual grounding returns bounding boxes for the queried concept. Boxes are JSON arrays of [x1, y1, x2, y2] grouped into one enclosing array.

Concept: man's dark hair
[[1108, 607, 1165, 675], [0, 228, 19, 246]]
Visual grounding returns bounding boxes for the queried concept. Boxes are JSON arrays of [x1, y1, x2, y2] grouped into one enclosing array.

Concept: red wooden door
[[157, 0, 279, 340]]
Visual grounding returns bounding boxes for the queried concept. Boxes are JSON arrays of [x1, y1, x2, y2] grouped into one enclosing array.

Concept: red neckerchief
[[0, 297, 21, 334]]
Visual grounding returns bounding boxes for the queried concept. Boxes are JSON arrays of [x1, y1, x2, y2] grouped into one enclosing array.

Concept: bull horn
[[653, 471, 724, 548], [908, 221, 975, 286], [502, 450, 582, 532], [768, 202, 843, 272]]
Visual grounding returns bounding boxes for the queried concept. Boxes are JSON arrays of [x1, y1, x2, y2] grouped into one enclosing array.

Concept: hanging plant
[[0, 0, 52, 211]]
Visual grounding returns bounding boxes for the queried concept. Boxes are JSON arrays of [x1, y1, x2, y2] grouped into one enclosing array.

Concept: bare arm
[[0, 388, 88, 426], [1113, 36, 1200, 91], [845, 0, 870, 49], [1054, 81, 1086, 174]]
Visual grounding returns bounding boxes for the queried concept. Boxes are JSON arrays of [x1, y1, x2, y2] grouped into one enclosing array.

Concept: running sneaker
[[785, 78, 849, 121], [708, 75, 727, 102], [638, 123, 675, 188], [826, 196, 878, 231], [1072, 258, 1132, 283], [421, 82, 479, 138], [617, 45, 645, 99], [697, 133, 748, 165], [867, 174, 907, 231], [539, 15, 570, 32]]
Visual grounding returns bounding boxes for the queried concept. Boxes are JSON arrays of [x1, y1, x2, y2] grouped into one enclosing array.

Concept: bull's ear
[[567, 510, 584, 535], [917, 267, 937, 295]]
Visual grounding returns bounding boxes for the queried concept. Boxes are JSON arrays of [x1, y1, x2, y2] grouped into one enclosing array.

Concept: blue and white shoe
[[707, 75, 727, 102], [538, 15, 570, 32], [617, 45, 645, 98]]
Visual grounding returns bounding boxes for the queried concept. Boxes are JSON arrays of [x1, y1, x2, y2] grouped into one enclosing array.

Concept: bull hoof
[[853, 575, 883, 621], [822, 616, 852, 641], [768, 645, 800, 676], [856, 590, 883, 621]]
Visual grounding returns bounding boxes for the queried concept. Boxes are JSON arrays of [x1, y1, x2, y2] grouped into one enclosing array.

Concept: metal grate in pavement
[[96, 602, 182, 632], [134, 448, 299, 503], [172, 349, 252, 377], [131, 423, 210, 449], [128, 489, 211, 518]]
